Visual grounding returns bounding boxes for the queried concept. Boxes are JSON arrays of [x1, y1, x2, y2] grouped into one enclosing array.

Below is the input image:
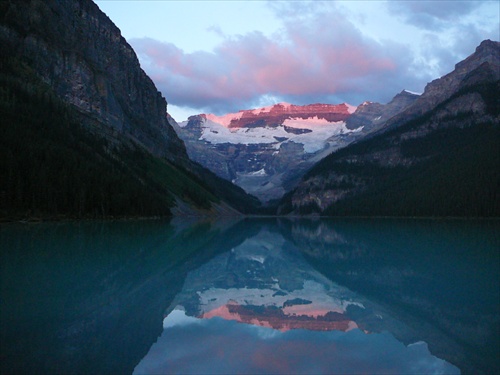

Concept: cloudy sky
[[94, 0, 499, 121]]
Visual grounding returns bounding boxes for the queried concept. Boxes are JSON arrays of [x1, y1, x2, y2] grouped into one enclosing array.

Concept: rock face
[[174, 99, 416, 203], [218, 102, 354, 128], [0, 0, 186, 161], [345, 90, 419, 131], [0, 0, 261, 218], [384, 39, 500, 131], [279, 40, 500, 217]]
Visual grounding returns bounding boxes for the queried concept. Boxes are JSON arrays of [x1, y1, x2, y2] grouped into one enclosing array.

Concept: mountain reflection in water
[[1, 218, 497, 374], [135, 219, 498, 375]]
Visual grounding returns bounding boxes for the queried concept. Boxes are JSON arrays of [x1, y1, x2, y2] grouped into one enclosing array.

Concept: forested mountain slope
[[0, 0, 260, 220], [278, 40, 499, 217]]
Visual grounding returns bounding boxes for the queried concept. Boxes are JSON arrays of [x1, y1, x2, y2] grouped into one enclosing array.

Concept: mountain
[[206, 102, 355, 128], [0, 0, 259, 220], [278, 40, 500, 217], [345, 90, 420, 132], [173, 96, 418, 203], [384, 39, 500, 131], [1, 0, 185, 162]]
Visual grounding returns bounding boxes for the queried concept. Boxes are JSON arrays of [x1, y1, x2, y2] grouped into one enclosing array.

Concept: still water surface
[[1, 218, 498, 374]]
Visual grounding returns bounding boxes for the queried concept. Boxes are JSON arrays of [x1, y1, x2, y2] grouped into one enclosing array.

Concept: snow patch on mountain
[[249, 168, 267, 176], [403, 89, 422, 95], [196, 116, 359, 153], [204, 112, 244, 127], [196, 280, 364, 318], [282, 116, 332, 128], [346, 103, 357, 114]]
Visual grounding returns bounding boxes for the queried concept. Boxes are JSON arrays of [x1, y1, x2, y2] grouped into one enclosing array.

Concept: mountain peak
[[455, 39, 499, 74], [384, 39, 500, 125], [401, 89, 421, 96], [202, 102, 355, 129], [476, 39, 499, 54]]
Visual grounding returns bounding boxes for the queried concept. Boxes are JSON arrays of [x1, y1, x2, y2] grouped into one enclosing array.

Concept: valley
[[173, 90, 420, 202], [1, 2, 498, 375], [0, 0, 498, 220]]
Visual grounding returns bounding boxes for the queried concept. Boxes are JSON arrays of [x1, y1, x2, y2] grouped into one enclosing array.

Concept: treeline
[[0, 57, 221, 220]]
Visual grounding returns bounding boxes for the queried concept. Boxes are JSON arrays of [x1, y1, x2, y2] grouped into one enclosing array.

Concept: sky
[[93, 0, 499, 122]]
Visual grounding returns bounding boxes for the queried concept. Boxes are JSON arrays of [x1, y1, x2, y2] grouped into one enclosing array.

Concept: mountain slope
[[1, 0, 185, 161], [0, 0, 259, 219], [278, 40, 500, 217], [345, 90, 420, 132]]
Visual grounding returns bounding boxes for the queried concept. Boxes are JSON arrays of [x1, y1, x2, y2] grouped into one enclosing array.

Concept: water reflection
[[0, 218, 250, 374], [284, 218, 499, 375], [1, 218, 497, 374], [134, 219, 500, 374], [136, 311, 454, 375]]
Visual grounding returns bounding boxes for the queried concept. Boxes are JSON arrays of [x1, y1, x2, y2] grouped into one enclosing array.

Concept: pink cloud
[[130, 8, 420, 116]]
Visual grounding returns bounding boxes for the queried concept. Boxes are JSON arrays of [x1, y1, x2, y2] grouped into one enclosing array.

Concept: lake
[[1, 218, 498, 374]]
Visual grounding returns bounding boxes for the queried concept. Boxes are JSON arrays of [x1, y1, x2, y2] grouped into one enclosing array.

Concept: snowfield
[[185, 116, 362, 154]]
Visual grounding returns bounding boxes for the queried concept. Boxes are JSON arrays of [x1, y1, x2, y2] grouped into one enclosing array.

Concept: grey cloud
[[388, 1, 489, 29]]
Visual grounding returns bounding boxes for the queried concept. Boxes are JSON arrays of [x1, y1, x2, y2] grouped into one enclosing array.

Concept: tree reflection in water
[[137, 218, 498, 374]]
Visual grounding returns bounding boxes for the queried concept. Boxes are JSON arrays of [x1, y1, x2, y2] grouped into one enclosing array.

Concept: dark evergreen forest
[[0, 56, 226, 220], [283, 81, 500, 217], [324, 123, 499, 217]]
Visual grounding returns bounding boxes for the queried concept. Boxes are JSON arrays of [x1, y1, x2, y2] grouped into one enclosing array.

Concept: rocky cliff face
[[0, 0, 261, 218], [279, 40, 500, 217], [218, 102, 354, 129], [0, 0, 186, 161], [384, 40, 500, 130]]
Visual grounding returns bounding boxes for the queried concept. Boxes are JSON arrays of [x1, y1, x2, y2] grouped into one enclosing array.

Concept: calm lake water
[[1, 218, 498, 374]]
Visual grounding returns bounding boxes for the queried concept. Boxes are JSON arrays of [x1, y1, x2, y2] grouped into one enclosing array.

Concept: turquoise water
[[1, 218, 498, 374]]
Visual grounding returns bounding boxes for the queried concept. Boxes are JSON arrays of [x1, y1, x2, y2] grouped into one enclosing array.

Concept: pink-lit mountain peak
[[205, 102, 357, 128]]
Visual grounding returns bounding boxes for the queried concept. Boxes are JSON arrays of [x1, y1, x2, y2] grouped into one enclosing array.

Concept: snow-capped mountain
[[172, 97, 418, 202], [205, 102, 356, 128], [191, 103, 357, 154]]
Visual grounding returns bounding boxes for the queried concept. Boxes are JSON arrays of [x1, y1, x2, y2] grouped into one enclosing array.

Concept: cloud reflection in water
[[135, 310, 458, 374], [134, 226, 460, 374]]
